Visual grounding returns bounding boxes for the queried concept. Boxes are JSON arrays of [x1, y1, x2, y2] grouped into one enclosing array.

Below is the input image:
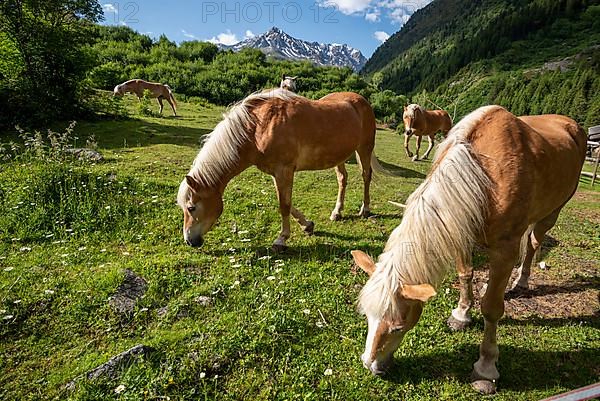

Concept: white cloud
[[102, 3, 118, 14], [319, 0, 373, 15], [365, 10, 380, 22], [374, 30, 390, 43], [182, 29, 198, 40], [245, 30, 255, 39], [318, 0, 432, 25], [207, 30, 240, 46], [378, 0, 433, 24]]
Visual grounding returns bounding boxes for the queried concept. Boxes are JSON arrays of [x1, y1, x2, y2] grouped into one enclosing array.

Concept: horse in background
[[402, 104, 452, 161], [114, 79, 177, 116], [352, 106, 586, 394], [177, 88, 388, 252], [280, 74, 298, 92]]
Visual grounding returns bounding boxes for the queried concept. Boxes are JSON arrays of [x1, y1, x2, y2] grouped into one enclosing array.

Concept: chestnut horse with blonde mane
[[114, 79, 177, 116], [352, 106, 586, 394], [177, 88, 387, 251], [403, 104, 452, 161]]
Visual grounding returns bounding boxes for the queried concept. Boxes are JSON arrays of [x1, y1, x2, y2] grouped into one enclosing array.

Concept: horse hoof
[[330, 212, 342, 222], [412, 155, 420, 162], [303, 221, 315, 235], [272, 244, 288, 254], [358, 211, 371, 219], [471, 380, 497, 395], [447, 315, 470, 331], [407, 153, 414, 158]]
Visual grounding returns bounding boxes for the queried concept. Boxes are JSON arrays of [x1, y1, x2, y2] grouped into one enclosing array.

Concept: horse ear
[[351, 250, 376, 276], [185, 175, 201, 193], [291, 76, 298, 80], [401, 284, 436, 302], [282, 73, 286, 81], [403, 105, 407, 111]]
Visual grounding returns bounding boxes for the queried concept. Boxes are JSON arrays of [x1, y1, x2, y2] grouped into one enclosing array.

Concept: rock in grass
[[108, 269, 147, 315], [65, 344, 152, 391], [65, 148, 104, 162]]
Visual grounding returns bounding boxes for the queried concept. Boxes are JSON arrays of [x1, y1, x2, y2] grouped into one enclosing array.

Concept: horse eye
[[389, 326, 403, 333], [187, 205, 196, 212]]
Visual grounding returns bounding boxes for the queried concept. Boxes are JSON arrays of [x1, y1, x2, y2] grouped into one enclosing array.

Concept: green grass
[[1, 96, 599, 400]]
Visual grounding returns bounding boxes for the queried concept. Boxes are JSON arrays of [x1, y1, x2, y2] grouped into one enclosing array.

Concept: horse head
[[177, 175, 224, 247], [280, 75, 298, 92], [403, 104, 422, 135], [113, 84, 124, 96], [352, 250, 436, 375]]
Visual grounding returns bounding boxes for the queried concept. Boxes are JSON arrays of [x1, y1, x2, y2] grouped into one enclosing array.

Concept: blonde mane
[[359, 105, 502, 320], [404, 103, 423, 118], [177, 88, 301, 205]]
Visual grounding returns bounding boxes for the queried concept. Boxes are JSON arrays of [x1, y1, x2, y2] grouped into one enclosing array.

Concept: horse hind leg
[[356, 149, 373, 218], [447, 256, 474, 331], [422, 134, 435, 160], [472, 239, 520, 395], [166, 95, 177, 116], [330, 163, 348, 221], [291, 206, 315, 235], [510, 208, 561, 291]]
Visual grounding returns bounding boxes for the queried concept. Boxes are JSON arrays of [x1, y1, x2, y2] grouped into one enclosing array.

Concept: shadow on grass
[[385, 341, 599, 392], [504, 275, 598, 301], [378, 159, 427, 179]]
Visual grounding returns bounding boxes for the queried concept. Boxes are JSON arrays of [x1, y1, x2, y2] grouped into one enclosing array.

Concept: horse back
[[470, 109, 585, 241], [252, 93, 375, 171]]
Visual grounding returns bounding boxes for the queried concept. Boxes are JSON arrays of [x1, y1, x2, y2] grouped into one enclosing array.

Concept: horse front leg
[[330, 163, 348, 221], [447, 256, 474, 331], [472, 241, 519, 395], [272, 170, 294, 252], [412, 136, 422, 161], [157, 97, 164, 114], [404, 133, 413, 158], [422, 134, 435, 159]]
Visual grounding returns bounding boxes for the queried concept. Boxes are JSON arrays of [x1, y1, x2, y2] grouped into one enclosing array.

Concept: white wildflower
[[114, 384, 126, 394], [324, 368, 333, 376], [199, 372, 206, 379], [303, 309, 310, 315], [267, 276, 276, 281]]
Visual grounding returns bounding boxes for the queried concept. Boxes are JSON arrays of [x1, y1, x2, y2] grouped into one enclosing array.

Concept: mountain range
[[219, 27, 367, 71]]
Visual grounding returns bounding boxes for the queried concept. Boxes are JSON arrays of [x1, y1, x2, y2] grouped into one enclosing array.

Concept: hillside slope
[[363, 0, 600, 126]]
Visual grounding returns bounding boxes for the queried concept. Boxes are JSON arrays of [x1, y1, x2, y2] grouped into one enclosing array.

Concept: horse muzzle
[[185, 236, 204, 248]]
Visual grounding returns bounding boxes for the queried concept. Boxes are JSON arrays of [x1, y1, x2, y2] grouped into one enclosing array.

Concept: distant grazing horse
[[178, 88, 388, 251], [402, 104, 452, 161], [280, 74, 297, 92], [351, 106, 586, 394], [114, 79, 177, 116]]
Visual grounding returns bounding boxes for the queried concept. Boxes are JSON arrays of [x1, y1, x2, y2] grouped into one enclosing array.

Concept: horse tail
[[370, 153, 393, 176]]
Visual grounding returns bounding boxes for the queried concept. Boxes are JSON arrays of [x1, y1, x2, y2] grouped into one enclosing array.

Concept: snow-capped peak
[[219, 27, 367, 71]]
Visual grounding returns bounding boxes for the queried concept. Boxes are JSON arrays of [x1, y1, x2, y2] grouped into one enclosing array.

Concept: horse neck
[[192, 139, 257, 195]]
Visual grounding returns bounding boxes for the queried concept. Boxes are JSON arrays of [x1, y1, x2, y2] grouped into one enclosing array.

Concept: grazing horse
[[113, 79, 177, 116], [177, 88, 387, 251], [280, 74, 297, 92], [402, 104, 452, 161], [351, 106, 586, 394]]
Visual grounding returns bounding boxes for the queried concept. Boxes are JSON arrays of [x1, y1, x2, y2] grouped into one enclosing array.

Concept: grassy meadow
[[0, 96, 598, 400]]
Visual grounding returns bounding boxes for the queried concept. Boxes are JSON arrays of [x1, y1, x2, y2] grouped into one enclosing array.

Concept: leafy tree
[[0, 0, 103, 126]]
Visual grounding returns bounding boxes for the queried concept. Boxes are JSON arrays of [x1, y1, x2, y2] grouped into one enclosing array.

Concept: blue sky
[[100, 1, 432, 57]]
